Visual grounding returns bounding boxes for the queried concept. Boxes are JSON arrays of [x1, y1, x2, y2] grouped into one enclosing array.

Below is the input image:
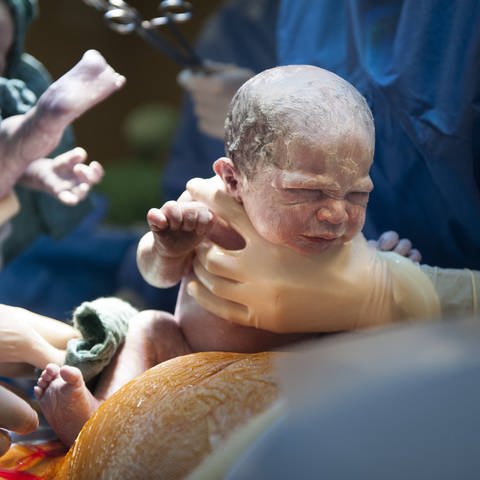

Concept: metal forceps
[[83, 0, 204, 70]]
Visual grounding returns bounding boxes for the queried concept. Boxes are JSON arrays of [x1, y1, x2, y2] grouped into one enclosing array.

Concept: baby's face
[[0, 2, 14, 76], [239, 130, 374, 255]]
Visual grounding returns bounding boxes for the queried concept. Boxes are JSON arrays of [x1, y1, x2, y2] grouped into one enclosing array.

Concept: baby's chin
[[289, 235, 347, 256]]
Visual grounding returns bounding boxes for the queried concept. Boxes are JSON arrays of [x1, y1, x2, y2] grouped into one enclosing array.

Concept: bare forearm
[[137, 232, 193, 288]]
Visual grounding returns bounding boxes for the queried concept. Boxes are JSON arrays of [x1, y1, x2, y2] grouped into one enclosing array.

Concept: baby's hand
[[147, 200, 214, 258], [368, 230, 422, 263], [19, 147, 104, 205]]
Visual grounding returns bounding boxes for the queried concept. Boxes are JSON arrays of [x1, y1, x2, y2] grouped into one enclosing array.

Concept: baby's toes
[[36, 363, 60, 389]]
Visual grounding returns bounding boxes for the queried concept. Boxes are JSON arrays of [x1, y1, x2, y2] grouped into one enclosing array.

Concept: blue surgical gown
[[278, 0, 480, 268]]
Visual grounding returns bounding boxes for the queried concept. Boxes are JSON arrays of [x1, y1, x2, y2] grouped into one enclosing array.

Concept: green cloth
[[64, 297, 138, 382], [1, 0, 92, 262]]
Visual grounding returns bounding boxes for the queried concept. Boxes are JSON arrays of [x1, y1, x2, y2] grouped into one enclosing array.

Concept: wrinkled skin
[[0, 49, 124, 199]]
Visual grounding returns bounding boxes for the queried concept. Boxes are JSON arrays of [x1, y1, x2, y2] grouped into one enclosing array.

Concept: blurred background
[[26, 0, 220, 225]]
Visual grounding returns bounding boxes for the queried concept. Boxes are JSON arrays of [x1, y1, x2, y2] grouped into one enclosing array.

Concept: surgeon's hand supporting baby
[[187, 177, 440, 333]]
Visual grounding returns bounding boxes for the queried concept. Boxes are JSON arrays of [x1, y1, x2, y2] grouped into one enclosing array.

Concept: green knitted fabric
[[65, 297, 138, 382]]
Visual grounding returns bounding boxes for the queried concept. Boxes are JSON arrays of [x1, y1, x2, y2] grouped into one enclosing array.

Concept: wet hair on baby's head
[[224, 65, 375, 179]]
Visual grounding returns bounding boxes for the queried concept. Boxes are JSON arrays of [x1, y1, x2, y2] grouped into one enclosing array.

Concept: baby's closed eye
[[346, 191, 370, 206], [280, 188, 326, 203]]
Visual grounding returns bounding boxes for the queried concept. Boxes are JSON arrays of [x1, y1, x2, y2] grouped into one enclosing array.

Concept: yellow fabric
[[0, 440, 66, 478]]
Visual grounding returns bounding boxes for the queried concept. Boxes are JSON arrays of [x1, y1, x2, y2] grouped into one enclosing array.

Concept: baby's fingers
[[73, 161, 104, 185], [57, 189, 80, 205], [147, 202, 213, 235], [57, 183, 90, 205], [181, 205, 213, 234], [159, 201, 184, 230], [53, 147, 87, 168], [147, 208, 169, 232]]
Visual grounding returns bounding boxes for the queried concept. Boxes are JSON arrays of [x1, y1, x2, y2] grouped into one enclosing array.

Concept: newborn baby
[[35, 65, 439, 446]]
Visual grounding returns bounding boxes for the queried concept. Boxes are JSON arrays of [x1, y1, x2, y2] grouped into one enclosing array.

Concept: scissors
[[83, 0, 204, 70]]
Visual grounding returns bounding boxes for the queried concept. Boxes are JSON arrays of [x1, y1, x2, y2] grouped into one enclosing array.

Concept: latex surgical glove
[[186, 177, 440, 333], [177, 61, 255, 140], [19, 147, 104, 206], [368, 230, 422, 263], [0, 304, 71, 368]]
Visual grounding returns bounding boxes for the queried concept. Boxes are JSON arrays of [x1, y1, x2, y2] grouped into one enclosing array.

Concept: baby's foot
[[23, 50, 125, 160], [34, 363, 100, 446], [38, 49, 125, 125]]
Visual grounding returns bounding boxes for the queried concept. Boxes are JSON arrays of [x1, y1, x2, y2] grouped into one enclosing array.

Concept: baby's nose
[[316, 199, 348, 224]]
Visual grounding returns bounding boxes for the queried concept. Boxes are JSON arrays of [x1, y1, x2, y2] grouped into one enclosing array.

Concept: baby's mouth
[[302, 234, 341, 242]]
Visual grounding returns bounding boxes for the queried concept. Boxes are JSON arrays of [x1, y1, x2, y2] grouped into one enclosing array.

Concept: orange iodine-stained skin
[[55, 351, 280, 480]]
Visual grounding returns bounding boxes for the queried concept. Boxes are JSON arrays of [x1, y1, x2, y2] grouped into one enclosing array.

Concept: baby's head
[[214, 65, 375, 255]]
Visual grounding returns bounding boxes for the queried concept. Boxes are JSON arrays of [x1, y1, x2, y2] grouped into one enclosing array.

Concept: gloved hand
[[177, 61, 255, 140], [186, 177, 440, 333]]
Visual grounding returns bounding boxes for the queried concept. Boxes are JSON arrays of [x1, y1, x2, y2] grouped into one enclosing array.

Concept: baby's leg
[[35, 310, 191, 446], [94, 310, 192, 401], [19, 50, 125, 162]]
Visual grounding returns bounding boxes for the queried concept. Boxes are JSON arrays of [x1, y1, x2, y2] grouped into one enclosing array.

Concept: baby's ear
[[213, 157, 242, 201]]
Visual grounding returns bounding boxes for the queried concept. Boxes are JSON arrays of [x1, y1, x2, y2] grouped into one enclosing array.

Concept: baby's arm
[[137, 192, 214, 288]]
